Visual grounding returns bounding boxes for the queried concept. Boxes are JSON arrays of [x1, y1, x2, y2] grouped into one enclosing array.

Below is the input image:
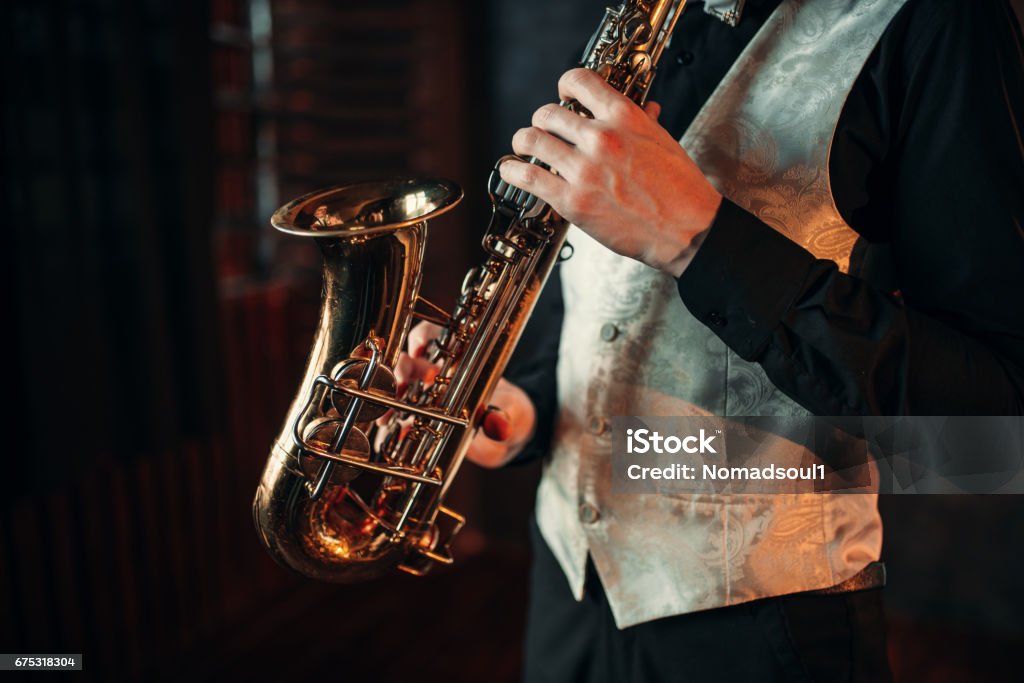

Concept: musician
[[405, 0, 1024, 680]]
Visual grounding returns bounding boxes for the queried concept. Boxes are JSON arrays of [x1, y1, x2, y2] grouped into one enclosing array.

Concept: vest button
[[600, 322, 620, 341], [707, 311, 727, 327], [579, 503, 601, 524], [588, 415, 607, 435]]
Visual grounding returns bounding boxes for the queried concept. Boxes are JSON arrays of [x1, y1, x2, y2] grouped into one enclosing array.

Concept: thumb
[[481, 406, 512, 442], [644, 100, 661, 121]]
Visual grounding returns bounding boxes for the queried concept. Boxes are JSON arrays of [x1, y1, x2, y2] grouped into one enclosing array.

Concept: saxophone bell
[[253, 178, 466, 582]]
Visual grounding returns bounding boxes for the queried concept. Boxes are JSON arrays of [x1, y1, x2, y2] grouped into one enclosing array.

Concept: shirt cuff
[[676, 198, 818, 361]]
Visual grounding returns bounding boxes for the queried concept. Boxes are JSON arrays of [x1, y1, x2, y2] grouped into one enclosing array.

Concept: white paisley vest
[[536, 0, 908, 629]]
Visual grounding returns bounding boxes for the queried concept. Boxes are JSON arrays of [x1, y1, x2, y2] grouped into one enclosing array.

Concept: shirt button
[[600, 322, 620, 341], [588, 415, 608, 435], [707, 311, 728, 327], [675, 51, 695, 66], [579, 503, 601, 524]]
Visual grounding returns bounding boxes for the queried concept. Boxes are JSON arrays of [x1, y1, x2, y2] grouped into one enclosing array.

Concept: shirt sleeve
[[676, 0, 1024, 416], [504, 265, 564, 464]]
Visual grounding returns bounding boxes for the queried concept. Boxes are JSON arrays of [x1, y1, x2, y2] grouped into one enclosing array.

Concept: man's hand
[[498, 68, 723, 278], [384, 322, 538, 469]]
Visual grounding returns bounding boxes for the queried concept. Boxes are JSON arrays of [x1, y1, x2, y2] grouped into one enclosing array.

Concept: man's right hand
[[387, 321, 538, 469]]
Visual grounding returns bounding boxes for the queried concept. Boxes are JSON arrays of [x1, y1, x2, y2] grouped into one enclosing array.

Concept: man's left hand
[[499, 68, 723, 278]]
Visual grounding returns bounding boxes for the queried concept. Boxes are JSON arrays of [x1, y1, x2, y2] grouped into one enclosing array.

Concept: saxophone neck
[[582, 0, 688, 104]]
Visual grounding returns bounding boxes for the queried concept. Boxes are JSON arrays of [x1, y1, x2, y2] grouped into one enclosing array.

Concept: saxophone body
[[253, 0, 688, 582]]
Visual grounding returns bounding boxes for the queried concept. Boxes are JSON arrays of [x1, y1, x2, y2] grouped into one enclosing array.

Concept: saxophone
[[253, 0, 688, 581]]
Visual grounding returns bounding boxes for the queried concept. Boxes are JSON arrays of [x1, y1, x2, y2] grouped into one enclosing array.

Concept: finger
[[644, 100, 661, 121], [408, 321, 443, 358], [531, 103, 592, 146], [466, 431, 510, 469], [393, 353, 438, 387], [511, 126, 581, 180], [394, 352, 415, 389], [558, 68, 636, 122], [498, 158, 568, 205], [481, 406, 512, 442], [374, 407, 394, 428], [489, 378, 536, 444]]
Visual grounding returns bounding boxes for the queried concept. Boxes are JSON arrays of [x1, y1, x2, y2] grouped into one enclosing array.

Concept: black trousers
[[523, 518, 892, 683]]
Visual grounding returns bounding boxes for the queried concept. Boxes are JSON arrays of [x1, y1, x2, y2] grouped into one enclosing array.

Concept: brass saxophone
[[253, 0, 688, 581]]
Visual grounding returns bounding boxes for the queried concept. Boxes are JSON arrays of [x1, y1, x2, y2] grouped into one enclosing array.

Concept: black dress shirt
[[505, 0, 1024, 464]]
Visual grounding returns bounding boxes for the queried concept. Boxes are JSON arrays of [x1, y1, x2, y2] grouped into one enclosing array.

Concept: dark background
[[3, 0, 1023, 681]]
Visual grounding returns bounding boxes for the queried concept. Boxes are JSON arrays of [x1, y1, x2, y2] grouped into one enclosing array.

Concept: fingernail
[[482, 408, 512, 442]]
